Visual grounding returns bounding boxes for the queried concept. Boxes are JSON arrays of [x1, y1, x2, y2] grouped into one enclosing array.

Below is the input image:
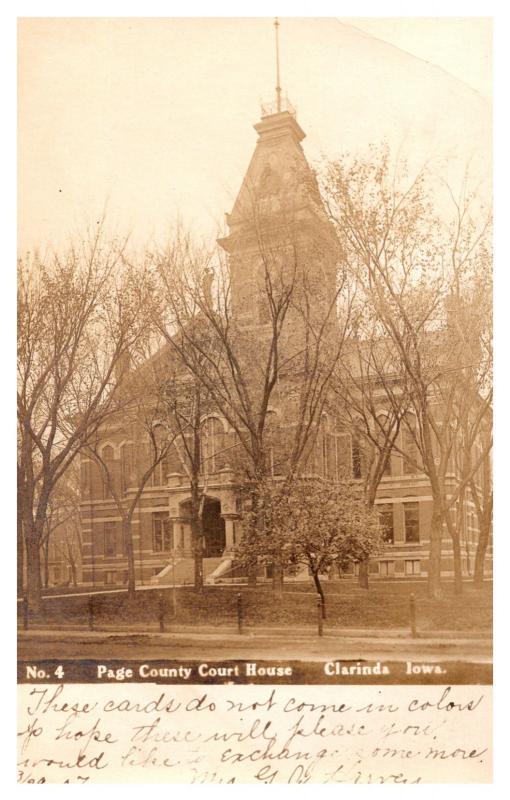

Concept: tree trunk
[[445, 512, 463, 595], [272, 559, 284, 597], [312, 570, 326, 619], [123, 517, 137, 600], [17, 513, 24, 598], [43, 537, 50, 588], [247, 562, 258, 586], [67, 542, 78, 587], [358, 558, 369, 589], [192, 519, 204, 592], [428, 505, 443, 600], [190, 480, 203, 592], [70, 559, 78, 587], [473, 520, 490, 588], [25, 534, 42, 614], [451, 535, 463, 595]]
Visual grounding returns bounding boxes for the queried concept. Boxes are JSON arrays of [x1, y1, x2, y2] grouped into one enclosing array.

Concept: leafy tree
[[236, 476, 383, 616]]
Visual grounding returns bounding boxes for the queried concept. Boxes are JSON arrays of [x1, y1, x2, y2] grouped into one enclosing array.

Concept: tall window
[[403, 416, 419, 475], [201, 417, 224, 474], [378, 503, 394, 544], [80, 459, 90, 495], [351, 434, 363, 480], [266, 411, 279, 476], [153, 512, 172, 552], [104, 521, 116, 556], [150, 425, 170, 486], [120, 443, 135, 493], [404, 501, 420, 543], [151, 454, 169, 486], [376, 414, 392, 477], [102, 445, 115, 499], [316, 415, 337, 480]]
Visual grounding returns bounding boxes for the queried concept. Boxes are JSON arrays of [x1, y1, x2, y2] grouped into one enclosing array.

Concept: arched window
[[80, 458, 90, 496], [266, 410, 281, 476], [101, 445, 115, 499], [315, 415, 337, 480], [201, 417, 225, 475], [149, 424, 170, 487], [351, 424, 365, 480], [376, 414, 392, 477], [403, 414, 420, 475], [120, 443, 135, 493]]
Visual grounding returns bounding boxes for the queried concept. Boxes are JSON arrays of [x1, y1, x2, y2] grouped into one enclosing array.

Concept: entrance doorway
[[202, 499, 225, 557]]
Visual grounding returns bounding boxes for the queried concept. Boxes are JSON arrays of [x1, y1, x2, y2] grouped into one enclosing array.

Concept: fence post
[[88, 595, 94, 631], [409, 592, 417, 638], [237, 592, 243, 634], [317, 595, 323, 637], [159, 592, 166, 633], [22, 598, 29, 631]]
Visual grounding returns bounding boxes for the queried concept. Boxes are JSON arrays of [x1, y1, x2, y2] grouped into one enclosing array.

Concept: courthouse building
[[79, 94, 489, 588]]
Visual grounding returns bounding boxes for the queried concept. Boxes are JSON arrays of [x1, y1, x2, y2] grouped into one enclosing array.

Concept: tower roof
[[218, 18, 334, 253]]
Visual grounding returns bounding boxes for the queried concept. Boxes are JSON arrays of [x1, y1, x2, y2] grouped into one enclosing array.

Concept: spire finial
[[274, 17, 282, 112]]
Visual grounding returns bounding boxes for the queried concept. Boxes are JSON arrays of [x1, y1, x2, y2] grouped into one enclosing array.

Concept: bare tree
[[322, 146, 492, 598], [17, 227, 149, 612], [150, 222, 353, 589], [162, 373, 214, 592], [332, 324, 410, 588], [85, 347, 185, 599], [40, 465, 81, 588]]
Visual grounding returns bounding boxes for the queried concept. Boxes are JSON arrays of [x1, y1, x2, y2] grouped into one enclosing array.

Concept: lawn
[[19, 579, 492, 633]]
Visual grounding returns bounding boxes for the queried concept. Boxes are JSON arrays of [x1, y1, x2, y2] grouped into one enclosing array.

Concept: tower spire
[[274, 17, 282, 112]]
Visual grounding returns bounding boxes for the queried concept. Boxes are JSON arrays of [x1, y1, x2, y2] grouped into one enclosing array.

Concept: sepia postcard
[[17, 13, 493, 784]]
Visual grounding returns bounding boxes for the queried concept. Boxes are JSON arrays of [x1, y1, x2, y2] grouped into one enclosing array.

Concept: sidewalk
[[18, 624, 492, 647]]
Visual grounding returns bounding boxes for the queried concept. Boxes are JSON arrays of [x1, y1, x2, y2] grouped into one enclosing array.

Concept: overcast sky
[[18, 17, 491, 252]]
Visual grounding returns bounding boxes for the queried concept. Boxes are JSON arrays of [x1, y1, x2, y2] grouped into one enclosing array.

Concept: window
[[80, 459, 90, 494], [378, 503, 394, 544], [102, 445, 115, 498], [352, 435, 362, 480], [151, 454, 169, 487], [120, 443, 135, 493], [201, 417, 225, 474], [376, 415, 392, 477], [379, 560, 394, 577], [266, 411, 279, 476], [149, 426, 170, 486], [404, 502, 420, 543], [104, 521, 116, 556], [405, 559, 421, 576], [316, 415, 337, 481], [153, 512, 172, 552], [104, 570, 117, 585], [403, 417, 419, 475]]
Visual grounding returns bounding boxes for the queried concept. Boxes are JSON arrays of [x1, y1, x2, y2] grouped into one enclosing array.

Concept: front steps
[[150, 557, 224, 586]]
